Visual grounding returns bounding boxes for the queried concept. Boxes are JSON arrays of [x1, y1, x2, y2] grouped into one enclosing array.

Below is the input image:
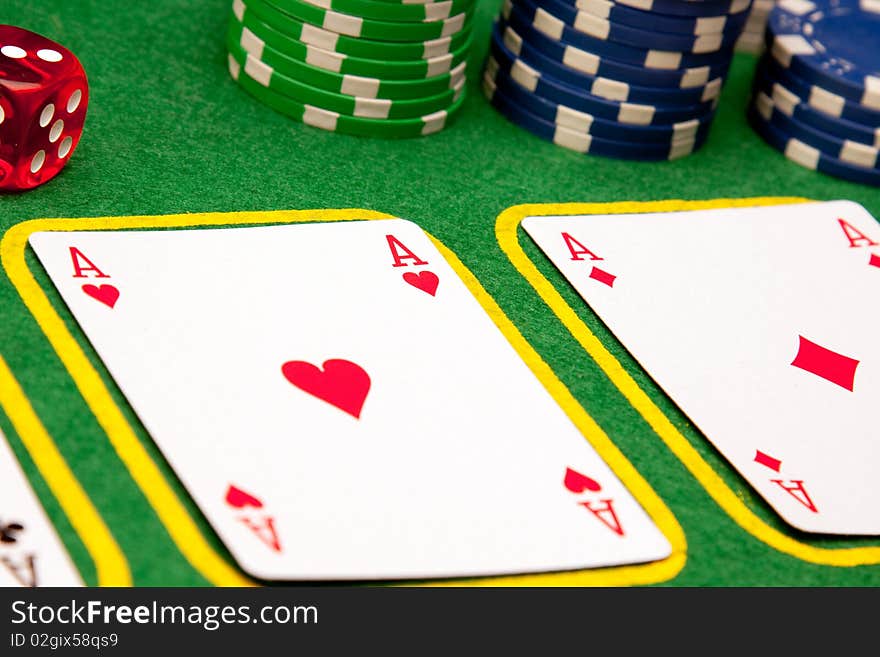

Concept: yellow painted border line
[[3, 208, 685, 587], [496, 197, 880, 567], [0, 354, 130, 585]]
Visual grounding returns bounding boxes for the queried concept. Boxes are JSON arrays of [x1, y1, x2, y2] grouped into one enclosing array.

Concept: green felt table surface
[[0, 0, 878, 587]]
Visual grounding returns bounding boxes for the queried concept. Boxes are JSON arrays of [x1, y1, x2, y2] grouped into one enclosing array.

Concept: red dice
[[0, 25, 88, 191]]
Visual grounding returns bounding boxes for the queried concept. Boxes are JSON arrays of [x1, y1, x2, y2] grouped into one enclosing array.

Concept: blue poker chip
[[483, 74, 709, 159], [751, 90, 880, 168], [536, 0, 751, 39], [500, 13, 731, 91], [485, 60, 717, 143], [748, 106, 880, 186], [759, 55, 880, 127], [496, 19, 725, 107], [503, 0, 736, 69], [767, 0, 880, 110], [752, 67, 880, 148], [597, 0, 753, 19], [488, 29, 718, 126], [529, 0, 744, 53]]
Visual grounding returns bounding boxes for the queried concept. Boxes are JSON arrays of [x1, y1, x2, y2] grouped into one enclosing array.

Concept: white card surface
[[0, 428, 83, 587], [523, 200, 880, 536], [29, 219, 670, 580]]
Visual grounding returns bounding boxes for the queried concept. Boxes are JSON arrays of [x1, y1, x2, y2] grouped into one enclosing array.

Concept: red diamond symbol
[[589, 266, 616, 287], [790, 335, 859, 391], [754, 450, 782, 472], [869, 253, 880, 269]]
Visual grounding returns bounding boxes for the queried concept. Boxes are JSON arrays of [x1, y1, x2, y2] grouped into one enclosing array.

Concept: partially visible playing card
[[523, 200, 880, 536], [29, 219, 671, 580], [0, 428, 83, 586]]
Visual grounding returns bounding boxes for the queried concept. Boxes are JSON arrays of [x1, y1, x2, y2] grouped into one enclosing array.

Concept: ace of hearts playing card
[[28, 217, 672, 581]]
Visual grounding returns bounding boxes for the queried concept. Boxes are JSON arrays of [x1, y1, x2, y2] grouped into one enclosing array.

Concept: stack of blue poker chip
[[748, 0, 880, 186], [481, 0, 753, 160]]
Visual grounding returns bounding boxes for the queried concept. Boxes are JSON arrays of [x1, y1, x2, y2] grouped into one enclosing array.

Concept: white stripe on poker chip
[[865, 0, 880, 12], [695, 17, 727, 35], [681, 67, 711, 89], [302, 23, 340, 50], [425, 54, 455, 78], [770, 82, 800, 116], [576, 0, 611, 19], [592, 77, 629, 102], [233, 0, 246, 22], [510, 58, 540, 93], [840, 140, 879, 168], [240, 27, 265, 59], [305, 45, 346, 73], [534, 8, 565, 40], [421, 109, 448, 135], [502, 25, 524, 55], [608, 0, 651, 11], [341, 75, 380, 98], [702, 78, 722, 102], [553, 126, 592, 153], [452, 77, 466, 100], [673, 119, 699, 140], [668, 138, 696, 159], [693, 33, 722, 53], [573, 12, 611, 40], [228, 53, 241, 80], [556, 104, 594, 132], [244, 54, 273, 86], [562, 44, 600, 76], [441, 13, 466, 37], [486, 54, 500, 79], [771, 34, 816, 67], [426, 2, 454, 21], [865, 78, 880, 111], [354, 98, 391, 119], [303, 104, 339, 130], [645, 51, 682, 70], [449, 60, 467, 83], [808, 84, 846, 117], [423, 36, 453, 59], [754, 90, 775, 120], [304, 0, 332, 9], [784, 137, 821, 169], [324, 10, 363, 37], [618, 103, 654, 125], [779, 0, 815, 15]]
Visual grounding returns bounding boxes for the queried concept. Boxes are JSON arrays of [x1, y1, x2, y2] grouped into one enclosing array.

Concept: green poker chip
[[260, 0, 470, 42], [290, 0, 476, 24], [228, 20, 467, 100], [234, 8, 472, 81], [227, 40, 464, 120], [228, 51, 466, 138], [238, 0, 473, 61]]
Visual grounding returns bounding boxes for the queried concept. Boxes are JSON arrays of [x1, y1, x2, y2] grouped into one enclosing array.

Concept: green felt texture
[[0, 0, 878, 587]]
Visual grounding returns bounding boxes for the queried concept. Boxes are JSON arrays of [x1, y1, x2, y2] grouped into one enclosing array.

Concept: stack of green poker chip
[[226, 0, 475, 137]]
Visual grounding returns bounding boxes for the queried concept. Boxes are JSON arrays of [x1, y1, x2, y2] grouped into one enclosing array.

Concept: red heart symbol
[[225, 484, 263, 509], [82, 284, 119, 308], [402, 270, 439, 296], [564, 467, 601, 494], [281, 358, 370, 419]]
